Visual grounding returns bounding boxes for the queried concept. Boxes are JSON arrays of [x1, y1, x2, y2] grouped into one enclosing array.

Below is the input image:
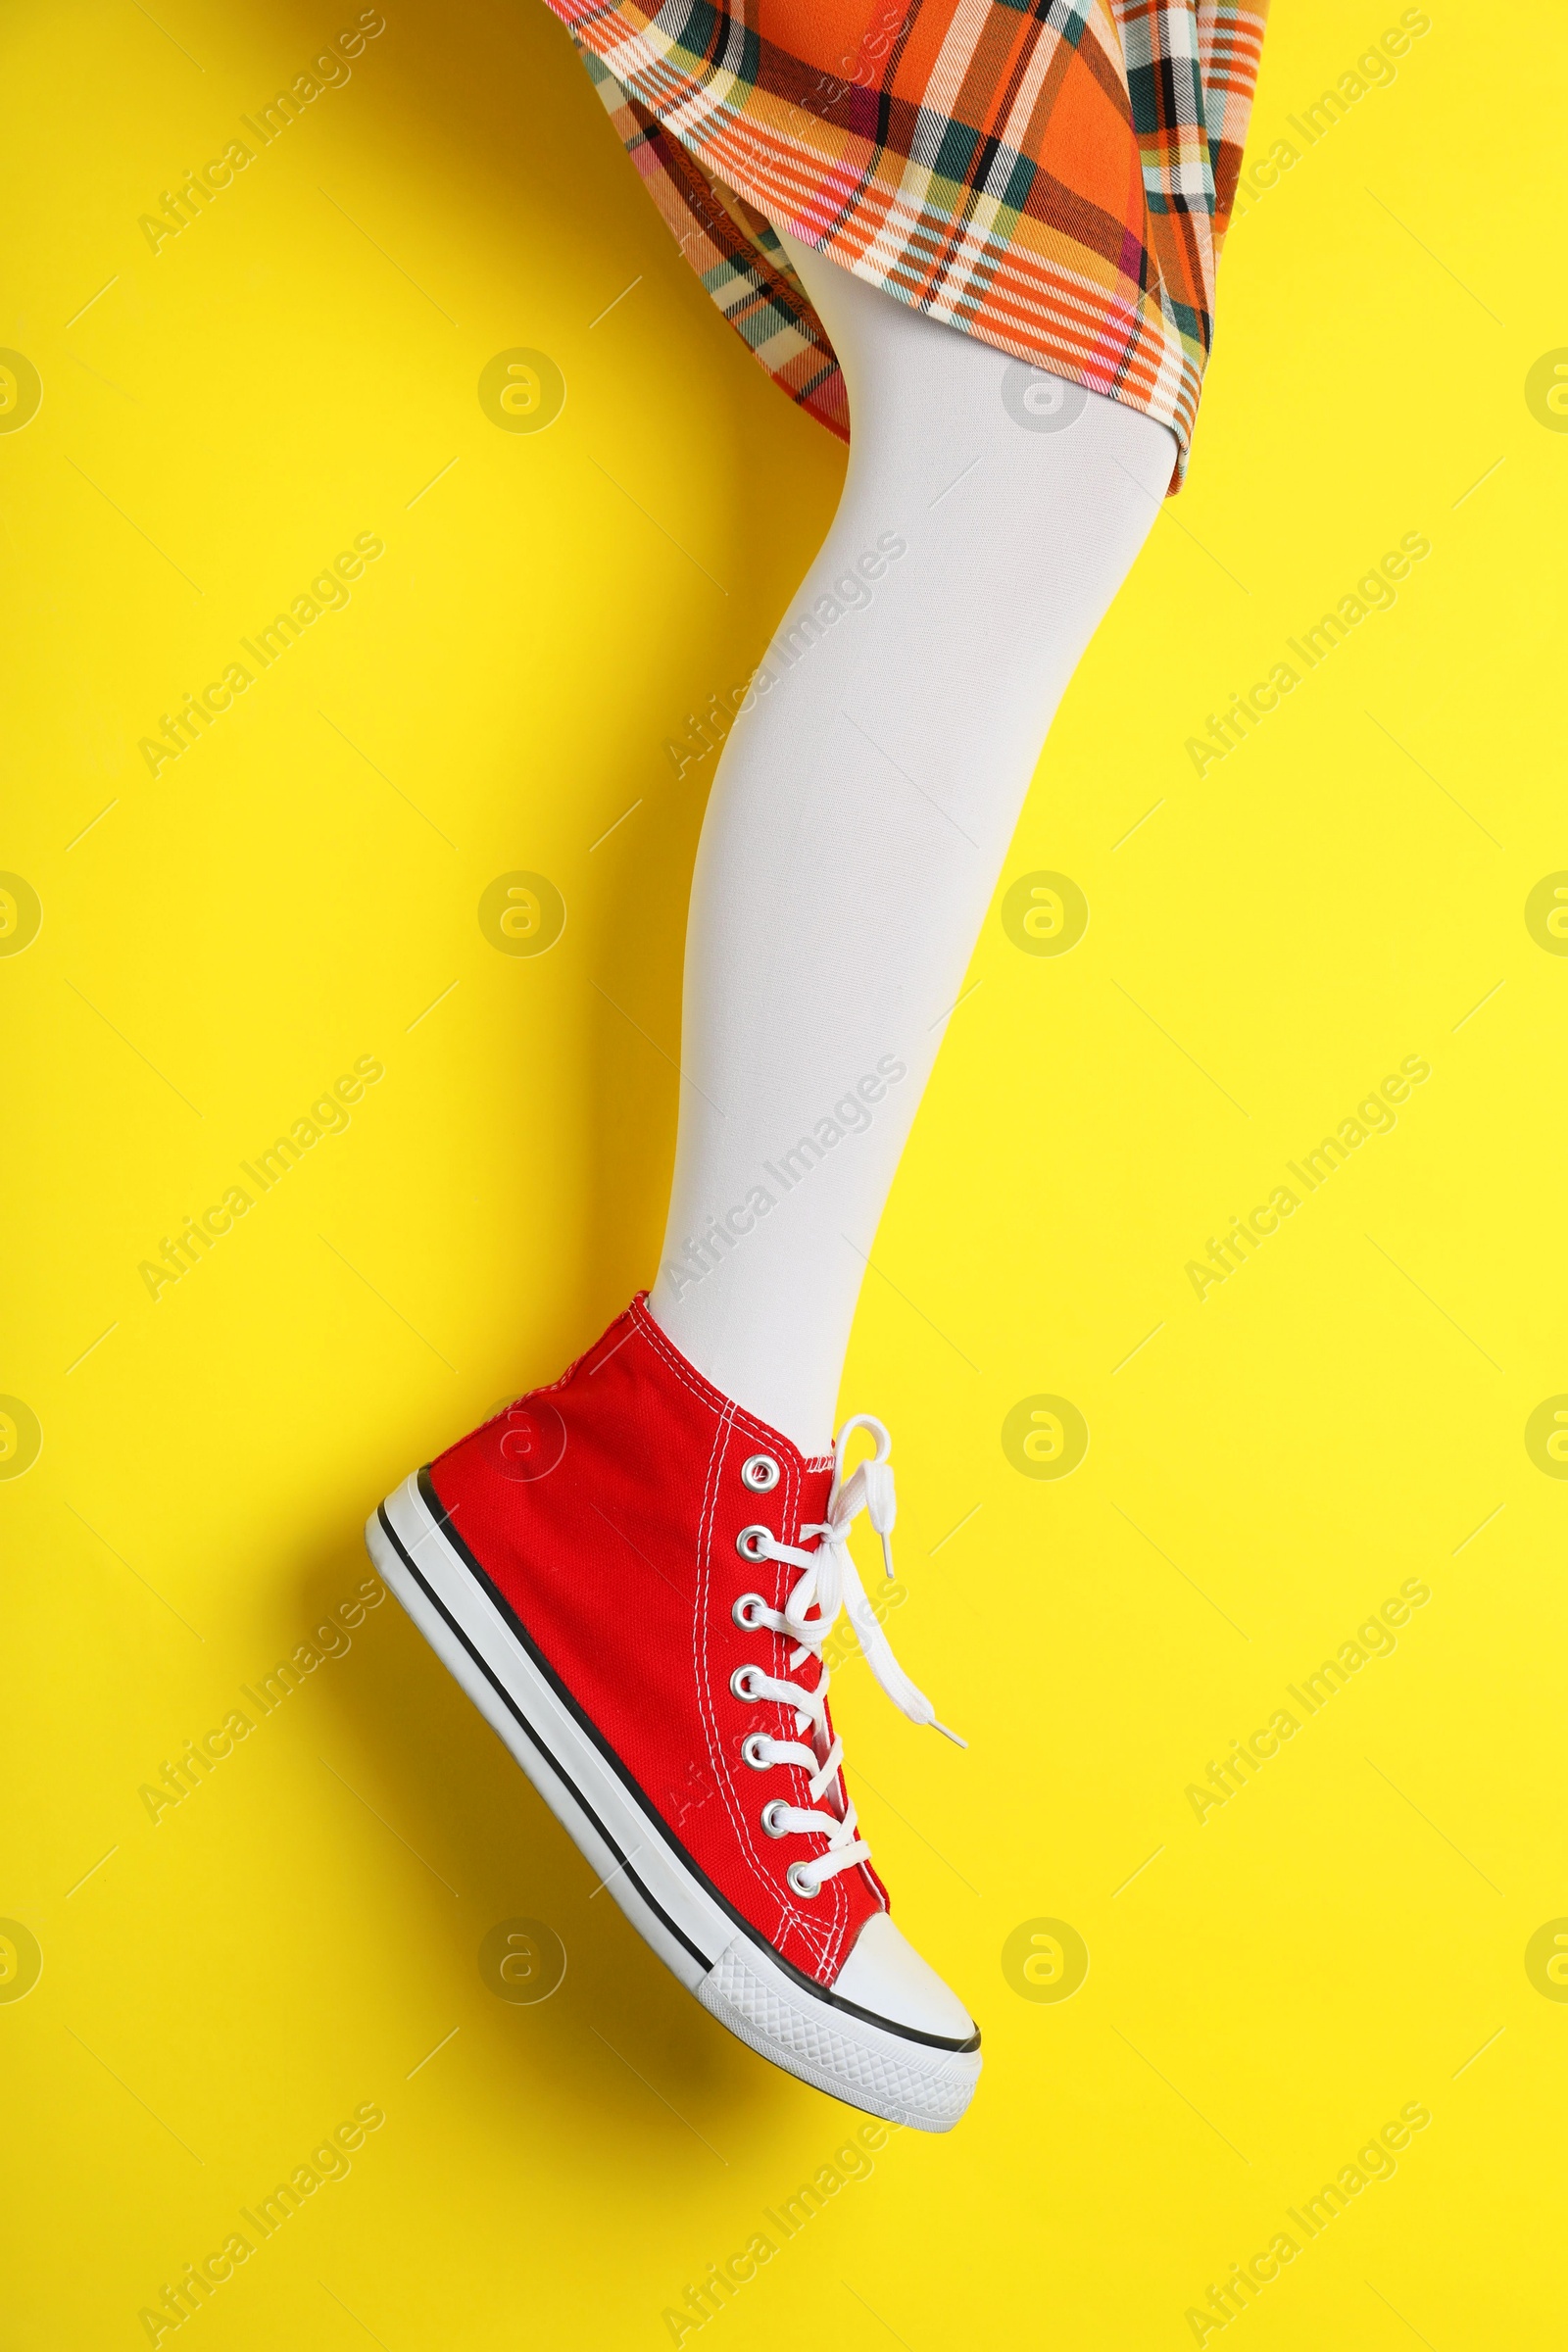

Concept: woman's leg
[[651, 232, 1176, 1453]]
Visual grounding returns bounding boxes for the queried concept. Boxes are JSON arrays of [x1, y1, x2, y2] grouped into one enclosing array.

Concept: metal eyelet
[[735, 1524, 772, 1562], [741, 1453, 780, 1493], [732, 1592, 768, 1631], [760, 1799, 791, 1839], [787, 1862, 821, 1898], [729, 1665, 764, 1702], [740, 1733, 771, 1770]]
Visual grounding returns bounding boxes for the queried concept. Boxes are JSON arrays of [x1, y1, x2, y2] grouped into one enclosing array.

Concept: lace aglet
[[931, 1716, 967, 1750], [880, 1534, 896, 1581]]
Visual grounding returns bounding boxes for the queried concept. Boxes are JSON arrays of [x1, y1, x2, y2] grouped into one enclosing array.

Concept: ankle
[[646, 1286, 838, 1458]]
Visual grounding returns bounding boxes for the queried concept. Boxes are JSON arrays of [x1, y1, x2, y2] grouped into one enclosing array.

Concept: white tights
[[650, 229, 1176, 1454]]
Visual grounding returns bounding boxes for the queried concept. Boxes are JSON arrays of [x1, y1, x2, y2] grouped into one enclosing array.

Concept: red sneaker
[[366, 1294, 980, 2131]]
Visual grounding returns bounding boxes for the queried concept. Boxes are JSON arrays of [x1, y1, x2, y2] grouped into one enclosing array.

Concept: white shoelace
[[734, 1413, 963, 1898]]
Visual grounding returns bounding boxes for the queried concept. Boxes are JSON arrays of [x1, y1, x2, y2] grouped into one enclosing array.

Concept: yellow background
[[4, 0, 1566, 2342]]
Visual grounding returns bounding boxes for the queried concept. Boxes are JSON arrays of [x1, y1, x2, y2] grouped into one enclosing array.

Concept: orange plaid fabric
[[551, 0, 1267, 486]]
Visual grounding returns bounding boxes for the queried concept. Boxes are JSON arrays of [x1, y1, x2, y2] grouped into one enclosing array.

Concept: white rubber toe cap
[[833, 1911, 976, 2041]]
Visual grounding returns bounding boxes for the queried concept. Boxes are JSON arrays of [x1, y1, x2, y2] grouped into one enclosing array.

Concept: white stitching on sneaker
[[695, 1404, 841, 1970], [695, 1406, 793, 1935], [731, 1414, 964, 1893], [612, 1308, 846, 1966]]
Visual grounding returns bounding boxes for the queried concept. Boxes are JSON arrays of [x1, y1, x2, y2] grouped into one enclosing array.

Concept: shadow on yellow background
[[4, 0, 1567, 2343]]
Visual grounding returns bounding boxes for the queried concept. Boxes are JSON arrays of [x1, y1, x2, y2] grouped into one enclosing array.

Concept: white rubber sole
[[366, 1470, 981, 2132]]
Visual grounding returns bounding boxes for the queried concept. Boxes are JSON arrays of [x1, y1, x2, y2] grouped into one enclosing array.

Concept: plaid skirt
[[547, 1, 1267, 487]]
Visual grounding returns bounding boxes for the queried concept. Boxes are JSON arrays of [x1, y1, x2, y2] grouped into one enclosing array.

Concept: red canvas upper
[[426, 1295, 889, 1985]]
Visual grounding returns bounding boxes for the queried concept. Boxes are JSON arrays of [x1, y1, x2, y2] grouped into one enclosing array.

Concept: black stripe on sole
[[385, 1471, 981, 2058], [376, 1501, 709, 1974]]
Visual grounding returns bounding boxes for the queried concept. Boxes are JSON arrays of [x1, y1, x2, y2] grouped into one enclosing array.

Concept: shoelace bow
[[738, 1413, 963, 1896]]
